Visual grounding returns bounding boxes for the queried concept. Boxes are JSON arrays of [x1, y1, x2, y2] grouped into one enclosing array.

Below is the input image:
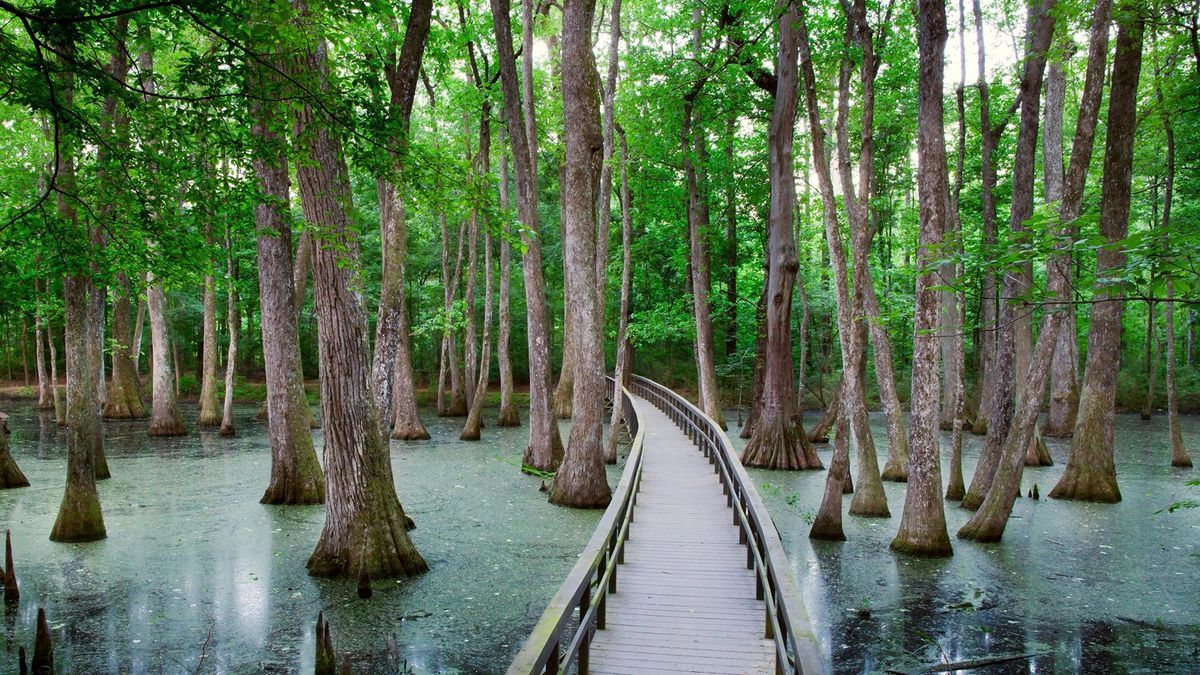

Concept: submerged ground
[[734, 412, 1200, 674], [0, 403, 608, 673], [1, 400, 1196, 673]]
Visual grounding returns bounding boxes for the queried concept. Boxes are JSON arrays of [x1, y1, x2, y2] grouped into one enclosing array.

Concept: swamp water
[[0, 403, 610, 673], [732, 411, 1200, 674]]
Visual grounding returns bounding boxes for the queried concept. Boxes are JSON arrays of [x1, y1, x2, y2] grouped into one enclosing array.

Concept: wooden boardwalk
[[589, 394, 776, 675]]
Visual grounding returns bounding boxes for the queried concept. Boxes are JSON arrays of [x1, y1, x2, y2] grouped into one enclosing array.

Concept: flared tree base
[[1049, 467, 1121, 503], [391, 422, 431, 441], [219, 423, 236, 437], [881, 461, 909, 482], [94, 450, 110, 481], [890, 531, 953, 557], [522, 435, 564, 474], [0, 460, 29, 489], [261, 474, 325, 505], [148, 415, 187, 437], [49, 489, 106, 542], [496, 406, 521, 427], [808, 519, 847, 541], [306, 503, 428, 579], [741, 414, 822, 470], [549, 441, 611, 509], [1024, 429, 1053, 467], [196, 413, 222, 428]]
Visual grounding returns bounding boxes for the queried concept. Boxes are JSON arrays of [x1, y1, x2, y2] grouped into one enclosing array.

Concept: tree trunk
[[497, 136, 521, 428], [683, 101, 726, 429], [971, 0, 998, 435], [146, 278, 186, 437], [807, 381, 840, 443], [493, 0, 565, 472], [740, 284, 767, 439], [1042, 39, 1081, 437], [810, 413, 851, 541], [604, 125, 635, 464], [549, 0, 611, 509], [104, 273, 147, 419], [462, 231, 494, 441], [132, 292, 146, 378], [290, 22, 426, 578], [1050, 8, 1144, 504], [197, 268, 221, 427], [34, 284, 51, 410], [552, 311, 575, 419], [724, 116, 738, 361], [49, 36, 106, 541], [247, 50, 325, 504], [1159, 87, 1191, 468], [741, 0, 821, 472], [1141, 299, 1156, 420], [0, 414, 29, 489], [49, 319, 64, 426], [890, 0, 952, 556], [377, 180, 430, 441], [220, 225, 238, 437], [869, 282, 910, 481], [959, 311, 1061, 541]]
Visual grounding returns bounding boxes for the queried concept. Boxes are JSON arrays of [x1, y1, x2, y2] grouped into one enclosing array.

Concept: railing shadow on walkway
[[508, 374, 825, 675]]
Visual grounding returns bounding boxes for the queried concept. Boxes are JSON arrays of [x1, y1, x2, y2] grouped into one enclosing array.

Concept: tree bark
[[1042, 37, 1081, 437], [971, 0, 998, 435], [492, 0, 565, 472], [604, 125, 635, 464], [683, 100, 726, 429], [741, 0, 821, 472], [247, 37, 325, 503], [497, 136, 521, 428], [370, 0, 433, 440], [289, 19, 426, 578], [49, 32, 106, 542], [197, 265, 221, 427], [220, 224, 238, 437], [0, 414, 29, 489], [49, 318, 64, 426], [549, 0, 611, 509], [1159, 84, 1191, 468], [462, 231, 494, 441], [146, 279, 186, 436], [104, 273, 146, 419], [890, 0, 952, 556], [1050, 8, 1144, 504], [34, 279, 51, 411]]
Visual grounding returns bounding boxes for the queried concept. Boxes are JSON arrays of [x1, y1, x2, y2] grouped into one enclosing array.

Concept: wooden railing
[[507, 377, 645, 675], [629, 374, 825, 675]]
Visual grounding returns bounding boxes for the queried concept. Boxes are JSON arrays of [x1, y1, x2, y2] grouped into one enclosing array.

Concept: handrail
[[508, 377, 646, 675], [628, 375, 825, 675]]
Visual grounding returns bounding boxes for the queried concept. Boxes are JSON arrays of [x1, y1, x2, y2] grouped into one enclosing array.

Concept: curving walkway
[[587, 394, 776, 674]]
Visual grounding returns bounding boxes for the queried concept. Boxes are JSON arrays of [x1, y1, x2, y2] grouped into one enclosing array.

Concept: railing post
[[579, 586, 591, 674], [764, 604, 774, 640], [548, 642, 560, 675]]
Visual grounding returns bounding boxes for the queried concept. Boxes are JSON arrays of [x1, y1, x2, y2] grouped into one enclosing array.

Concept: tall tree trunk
[[104, 273, 146, 419], [384, 186, 431, 441], [462, 122, 481, 407], [220, 224, 239, 437], [497, 136, 521, 428], [552, 313, 575, 419], [890, 0, 952, 556], [1159, 78, 1191, 468], [961, 0, 1056, 506], [724, 115, 738, 361], [289, 19, 426, 578], [146, 279, 186, 436], [197, 264, 221, 427], [683, 102, 726, 429], [34, 280, 51, 410], [1141, 295, 1156, 419], [49, 32, 106, 542], [247, 46, 324, 504], [0, 413, 29, 488], [1050, 7, 1144, 504], [49, 318, 65, 426], [549, 0, 611, 509], [492, 0, 565, 472], [132, 292, 146, 378], [741, 0, 821, 472], [1042, 38, 1081, 437], [604, 125, 635, 464], [971, 0, 998, 435], [462, 232, 494, 441]]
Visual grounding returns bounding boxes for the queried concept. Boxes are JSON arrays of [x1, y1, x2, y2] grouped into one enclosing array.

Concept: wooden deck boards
[[590, 395, 776, 675]]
